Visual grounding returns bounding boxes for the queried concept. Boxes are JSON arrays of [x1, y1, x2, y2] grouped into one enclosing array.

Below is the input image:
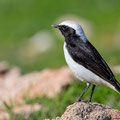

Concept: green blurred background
[[0, 0, 120, 119]]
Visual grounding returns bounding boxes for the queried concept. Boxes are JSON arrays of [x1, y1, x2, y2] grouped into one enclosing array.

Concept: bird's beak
[[51, 25, 59, 28]]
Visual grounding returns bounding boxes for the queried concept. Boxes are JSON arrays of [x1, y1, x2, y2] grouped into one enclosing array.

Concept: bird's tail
[[114, 80, 120, 94]]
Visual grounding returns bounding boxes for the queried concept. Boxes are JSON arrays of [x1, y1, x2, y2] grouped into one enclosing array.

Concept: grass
[[0, 0, 120, 73], [9, 77, 120, 120], [0, 0, 120, 119]]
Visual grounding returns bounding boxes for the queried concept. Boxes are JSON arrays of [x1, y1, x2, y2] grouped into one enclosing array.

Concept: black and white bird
[[52, 20, 120, 102]]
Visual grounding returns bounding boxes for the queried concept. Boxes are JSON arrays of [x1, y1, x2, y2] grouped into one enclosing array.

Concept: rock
[[27, 66, 75, 98], [0, 62, 9, 76], [0, 63, 75, 120], [53, 102, 120, 120], [0, 112, 9, 120], [0, 104, 41, 120], [0, 64, 75, 108], [13, 104, 41, 115]]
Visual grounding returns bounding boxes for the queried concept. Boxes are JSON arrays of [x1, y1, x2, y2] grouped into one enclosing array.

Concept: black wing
[[66, 39, 117, 86]]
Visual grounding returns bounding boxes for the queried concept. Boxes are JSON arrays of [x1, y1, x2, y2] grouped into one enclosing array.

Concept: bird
[[52, 20, 120, 102]]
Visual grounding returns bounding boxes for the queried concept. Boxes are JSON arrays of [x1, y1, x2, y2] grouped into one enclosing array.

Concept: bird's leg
[[76, 83, 91, 102], [88, 84, 96, 102]]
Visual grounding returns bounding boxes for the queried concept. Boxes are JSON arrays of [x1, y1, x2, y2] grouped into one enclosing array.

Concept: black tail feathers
[[114, 81, 120, 93]]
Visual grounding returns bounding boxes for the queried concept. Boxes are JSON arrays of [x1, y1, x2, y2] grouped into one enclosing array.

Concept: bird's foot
[[76, 99, 91, 103]]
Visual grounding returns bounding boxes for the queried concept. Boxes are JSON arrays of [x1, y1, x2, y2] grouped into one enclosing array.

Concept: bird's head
[[52, 20, 88, 42]]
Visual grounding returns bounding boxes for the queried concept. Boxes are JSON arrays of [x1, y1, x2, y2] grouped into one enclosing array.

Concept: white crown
[[59, 20, 88, 42]]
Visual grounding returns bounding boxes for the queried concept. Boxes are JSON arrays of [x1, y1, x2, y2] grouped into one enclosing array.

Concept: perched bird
[[52, 20, 120, 102]]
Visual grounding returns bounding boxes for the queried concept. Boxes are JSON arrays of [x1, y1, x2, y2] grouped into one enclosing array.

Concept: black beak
[[52, 25, 60, 28]]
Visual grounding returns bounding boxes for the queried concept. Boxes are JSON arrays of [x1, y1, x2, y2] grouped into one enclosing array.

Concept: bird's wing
[[67, 40, 116, 85]]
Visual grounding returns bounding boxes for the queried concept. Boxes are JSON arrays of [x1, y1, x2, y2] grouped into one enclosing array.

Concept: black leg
[[76, 83, 91, 102], [88, 85, 96, 102]]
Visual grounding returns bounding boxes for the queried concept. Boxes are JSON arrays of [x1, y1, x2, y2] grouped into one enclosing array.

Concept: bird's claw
[[76, 99, 91, 103]]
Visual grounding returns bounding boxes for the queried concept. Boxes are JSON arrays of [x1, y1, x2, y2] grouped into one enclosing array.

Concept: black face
[[58, 25, 76, 37], [52, 24, 80, 44]]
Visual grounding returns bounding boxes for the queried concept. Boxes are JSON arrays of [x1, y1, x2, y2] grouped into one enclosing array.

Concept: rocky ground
[[0, 62, 75, 120], [50, 102, 120, 120], [0, 62, 120, 120]]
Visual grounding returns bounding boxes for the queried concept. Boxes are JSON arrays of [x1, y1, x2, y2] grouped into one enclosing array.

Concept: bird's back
[[65, 36, 120, 93]]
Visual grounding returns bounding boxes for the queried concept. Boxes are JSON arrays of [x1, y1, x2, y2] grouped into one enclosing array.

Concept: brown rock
[[0, 63, 75, 119], [13, 104, 41, 115], [27, 67, 75, 98], [0, 112, 9, 120], [0, 64, 75, 108], [0, 62, 9, 77], [0, 104, 41, 120], [54, 102, 120, 120]]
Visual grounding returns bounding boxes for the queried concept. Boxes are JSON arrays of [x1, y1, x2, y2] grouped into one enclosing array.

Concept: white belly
[[63, 42, 116, 91]]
